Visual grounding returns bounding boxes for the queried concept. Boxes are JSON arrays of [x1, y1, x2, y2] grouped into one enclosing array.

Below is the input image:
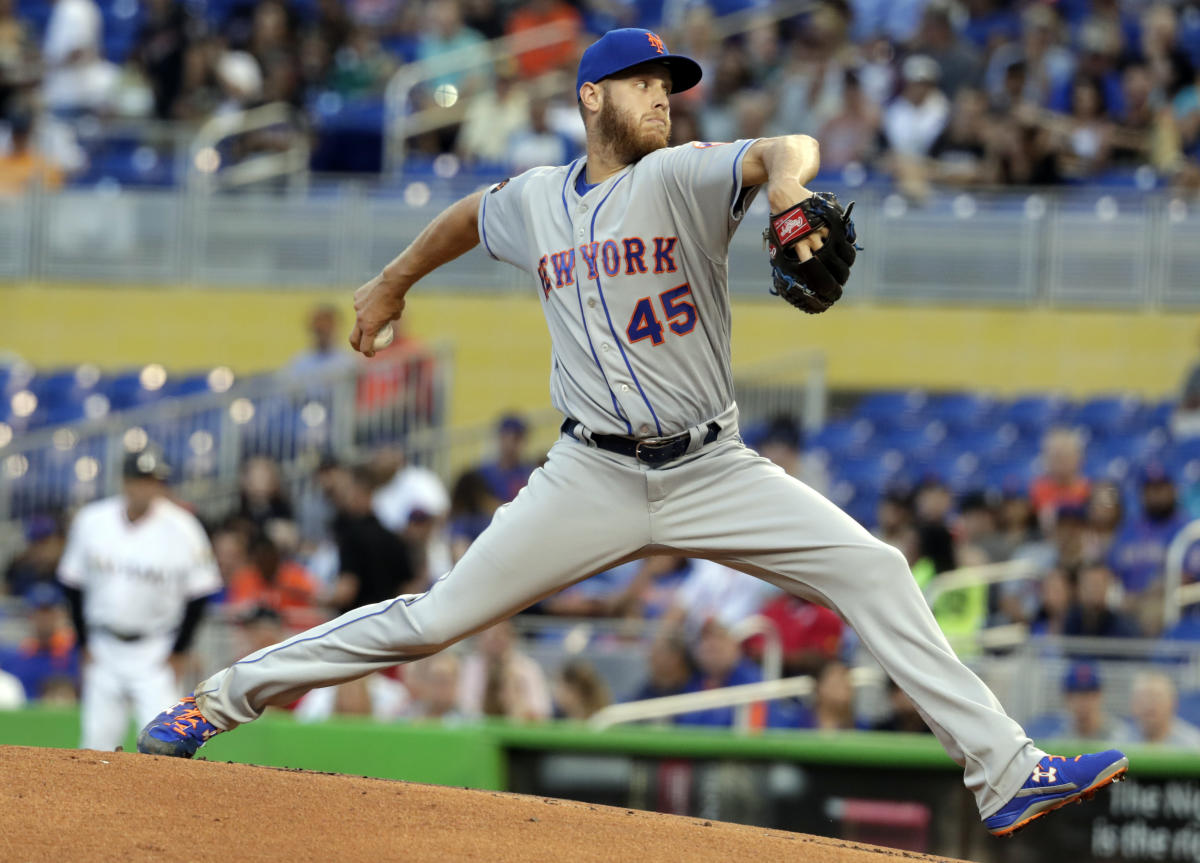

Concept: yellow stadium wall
[[1, 284, 1193, 428]]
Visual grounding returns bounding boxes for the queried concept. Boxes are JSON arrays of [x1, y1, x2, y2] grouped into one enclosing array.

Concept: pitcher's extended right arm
[[350, 190, 484, 357]]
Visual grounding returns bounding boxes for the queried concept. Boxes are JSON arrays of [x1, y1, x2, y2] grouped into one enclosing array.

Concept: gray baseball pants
[[196, 408, 1043, 818]]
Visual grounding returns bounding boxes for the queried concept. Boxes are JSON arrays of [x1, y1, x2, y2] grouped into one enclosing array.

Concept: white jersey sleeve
[[177, 511, 222, 599], [57, 504, 94, 588], [477, 168, 545, 273], [654, 139, 762, 248]]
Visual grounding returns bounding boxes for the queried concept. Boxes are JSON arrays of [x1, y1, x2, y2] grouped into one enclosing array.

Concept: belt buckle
[[635, 435, 680, 465]]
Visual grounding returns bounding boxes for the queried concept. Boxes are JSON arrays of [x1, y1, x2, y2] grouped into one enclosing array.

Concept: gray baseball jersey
[[189, 142, 1047, 820], [478, 140, 759, 438]]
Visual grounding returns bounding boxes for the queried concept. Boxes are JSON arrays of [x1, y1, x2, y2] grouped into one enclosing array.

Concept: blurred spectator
[[508, 93, 575, 171], [1138, 4, 1194, 104], [955, 490, 1007, 564], [1029, 427, 1091, 532], [996, 487, 1039, 559], [42, 0, 119, 113], [1063, 562, 1140, 639], [505, 0, 581, 80], [815, 70, 882, 172], [458, 620, 551, 721], [235, 455, 295, 538], [372, 448, 451, 533], [872, 677, 931, 734], [209, 519, 249, 595], [659, 558, 780, 639], [295, 454, 343, 548], [416, 0, 491, 97], [457, 62, 531, 164], [134, 0, 199, 120], [884, 55, 950, 158], [998, 503, 1089, 627], [1083, 480, 1124, 565], [930, 87, 995, 185], [629, 632, 694, 701], [746, 593, 843, 677], [675, 620, 766, 728], [0, 583, 79, 701], [326, 24, 395, 100], [1173, 64, 1200, 164], [914, 476, 956, 573], [1129, 671, 1200, 746], [917, 2, 982, 97], [875, 485, 915, 549], [295, 669, 411, 721], [796, 659, 869, 731], [772, 6, 854, 138], [0, 0, 35, 83], [984, 5, 1074, 110], [0, 104, 64, 194], [329, 464, 417, 613], [0, 667, 25, 708], [235, 604, 286, 657], [1176, 331, 1200, 439], [1029, 566, 1073, 637], [552, 658, 611, 720], [1024, 661, 1133, 743], [4, 514, 64, 597], [475, 413, 536, 503], [544, 554, 691, 619], [1111, 464, 1185, 596], [287, 304, 360, 378], [404, 652, 464, 721], [226, 533, 323, 631], [446, 468, 500, 563], [749, 414, 830, 497]]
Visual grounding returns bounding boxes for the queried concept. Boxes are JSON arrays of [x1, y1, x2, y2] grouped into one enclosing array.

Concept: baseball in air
[[373, 323, 395, 351]]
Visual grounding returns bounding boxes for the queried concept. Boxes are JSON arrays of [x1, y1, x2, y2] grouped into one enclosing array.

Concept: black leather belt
[[562, 418, 721, 466], [97, 626, 148, 642]]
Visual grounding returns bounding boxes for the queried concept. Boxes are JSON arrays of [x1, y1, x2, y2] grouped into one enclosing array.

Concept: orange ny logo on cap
[[647, 32, 665, 54]]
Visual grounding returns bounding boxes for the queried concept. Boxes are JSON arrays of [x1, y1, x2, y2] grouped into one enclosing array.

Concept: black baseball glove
[[763, 193, 859, 314]]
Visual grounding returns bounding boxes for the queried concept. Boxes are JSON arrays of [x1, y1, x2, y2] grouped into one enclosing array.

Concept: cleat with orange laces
[[984, 750, 1129, 837], [136, 692, 223, 758]]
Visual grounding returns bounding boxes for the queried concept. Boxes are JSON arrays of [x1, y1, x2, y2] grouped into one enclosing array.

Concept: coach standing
[[58, 449, 221, 751]]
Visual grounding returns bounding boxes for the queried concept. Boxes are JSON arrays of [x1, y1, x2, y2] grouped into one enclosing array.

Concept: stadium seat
[[1000, 394, 1074, 436], [924, 392, 997, 433], [1075, 395, 1145, 439], [854, 390, 928, 430]]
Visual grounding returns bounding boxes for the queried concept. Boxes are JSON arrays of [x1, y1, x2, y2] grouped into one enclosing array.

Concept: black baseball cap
[[576, 29, 702, 98], [123, 448, 170, 481]]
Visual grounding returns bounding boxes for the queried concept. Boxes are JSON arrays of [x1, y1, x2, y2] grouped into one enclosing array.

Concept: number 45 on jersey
[[626, 283, 696, 346]]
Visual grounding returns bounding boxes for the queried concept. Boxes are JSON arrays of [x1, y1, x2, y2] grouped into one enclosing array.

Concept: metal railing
[[0, 347, 451, 529], [4, 183, 1196, 308], [1163, 518, 1200, 630], [589, 666, 882, 731], [188, 102, 311, 193]]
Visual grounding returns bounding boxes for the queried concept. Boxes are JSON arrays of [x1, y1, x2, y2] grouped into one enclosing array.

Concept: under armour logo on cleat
[[1031, 766, 1058, 784]]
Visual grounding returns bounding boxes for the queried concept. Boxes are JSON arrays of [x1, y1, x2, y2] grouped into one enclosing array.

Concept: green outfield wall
[[3, 707, 1199, 783]]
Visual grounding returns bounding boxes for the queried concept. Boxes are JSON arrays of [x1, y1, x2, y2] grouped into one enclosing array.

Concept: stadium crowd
[[4, 311, 1200, 748], [0, 0, 1197, 189]]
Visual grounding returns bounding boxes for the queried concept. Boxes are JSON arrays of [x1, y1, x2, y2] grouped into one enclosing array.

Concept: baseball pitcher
[[139, 29, 1126, 836]]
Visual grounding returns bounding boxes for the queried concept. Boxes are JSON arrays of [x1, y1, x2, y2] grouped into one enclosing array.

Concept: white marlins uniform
[[194, 142, 1044, 819], [59, 496, 221, 750]]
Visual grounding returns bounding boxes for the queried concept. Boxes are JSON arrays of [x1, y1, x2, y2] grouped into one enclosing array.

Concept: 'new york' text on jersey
[[478, 139, 760, 438]]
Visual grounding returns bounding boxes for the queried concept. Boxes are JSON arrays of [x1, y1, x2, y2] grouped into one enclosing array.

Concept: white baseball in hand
[[373, 323, 395, 351]]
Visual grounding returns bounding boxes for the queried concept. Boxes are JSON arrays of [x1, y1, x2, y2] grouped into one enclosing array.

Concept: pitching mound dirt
[[1, 745, 968, 862]]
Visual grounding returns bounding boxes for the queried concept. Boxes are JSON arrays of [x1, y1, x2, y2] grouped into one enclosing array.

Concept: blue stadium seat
[[809, 419, 876, 458], [925, 392, 997, 433], [854, 390, 928, 430], [1075, 395, 1145, 439], [1000, 394, 1074, 436]]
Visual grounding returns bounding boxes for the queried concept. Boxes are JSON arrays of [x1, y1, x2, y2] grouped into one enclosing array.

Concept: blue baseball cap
[[1063, 661, 1102, 693], [576, 29, 702, 99]]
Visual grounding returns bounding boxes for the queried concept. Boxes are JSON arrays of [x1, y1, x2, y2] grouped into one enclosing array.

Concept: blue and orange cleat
[[136, 692, 222, 758], [985, 750, 1129, 837]]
